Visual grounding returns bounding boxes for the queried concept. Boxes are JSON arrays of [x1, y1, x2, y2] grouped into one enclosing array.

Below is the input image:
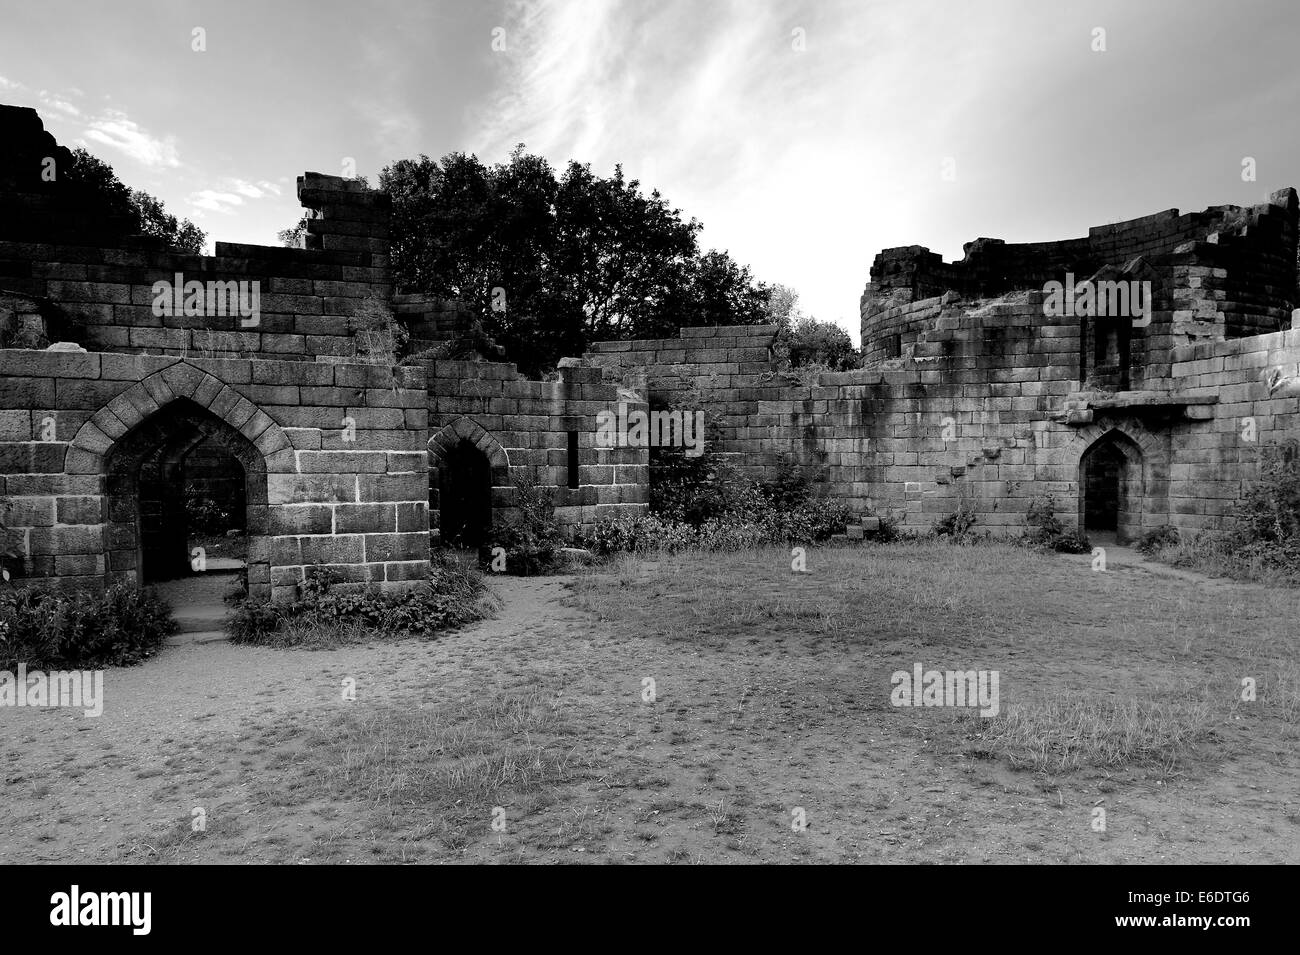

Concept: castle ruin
[[3, 103, 1298, 599]]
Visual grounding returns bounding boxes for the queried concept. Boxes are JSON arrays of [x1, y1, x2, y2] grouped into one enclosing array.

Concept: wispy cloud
[[466, 0, 983, 333], [85, 109, 181, 168], [187, 178, 282, 215], [38, 90, 81, 118]]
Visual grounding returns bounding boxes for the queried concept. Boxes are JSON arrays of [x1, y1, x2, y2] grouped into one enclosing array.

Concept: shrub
[[1050, 529, 1093, 554], [0, 583, 176, 670], [184, 485, 233, 535], [649, 423, 754, 526], [870, 511, 905, 543], [1136, 525, 1180, 556], [577, 460, 854, 556], [578, 517, 643, 556], [779, 317, 858, 371], [1152, 441, 1300, 581], [1233, 440, 1300, 547], [1025, 495, 1063, 540], [228, 556, 491, 647], [350, 292, 409, 365], [933, 501, 979, 541], [486, 473, 567, 575], [1022, 494, 1091, 553], [780, 496, 856, 543], [0, 496, 22, 582]]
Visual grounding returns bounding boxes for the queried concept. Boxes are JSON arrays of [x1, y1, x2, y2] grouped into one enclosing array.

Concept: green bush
[[1153, 441, 1300, 581], [870, 511, 905, 543], [1050, 529, 1093, 554], [0, 583, 176, 670], [0, 497, 22, 583], [1136, 525, 1180, 556], [779, 317, 858, 371], [577, 455, 855, 555], [486, 472, 567, 575], [933, 501, 979, 541], [649, 429, 756, 526], [228, 556, 490, 647], [184, 485, 233, 535], [1233, 440, 1300, 548], [1022, 494, 1091, 553]]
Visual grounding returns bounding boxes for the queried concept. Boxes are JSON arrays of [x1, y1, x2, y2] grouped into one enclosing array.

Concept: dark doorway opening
[[439, 439, 492, 547], [1079, 431, 1142, 544], [136, 436, 248, 582], [104, 398, 266, 588], [567, 431, 580, 489], [183, 438, 248, 573], [1082, 442, 1124, 533]]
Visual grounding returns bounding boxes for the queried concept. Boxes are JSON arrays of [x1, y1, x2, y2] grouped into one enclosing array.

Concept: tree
[[764, 282, 803, 329], [373, 147, 773, 375], [765, 284, 857, 370], [64, 148, 207, 254], [784, 316, 857, 371], [277, 216, 307, 248]]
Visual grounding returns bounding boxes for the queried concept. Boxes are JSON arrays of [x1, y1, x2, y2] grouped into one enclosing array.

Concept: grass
[[966, 697, 1215, 774], [38, 539, 1300, 864], [1149, 535, 1300, 585], [570, 542, 1299, 780]]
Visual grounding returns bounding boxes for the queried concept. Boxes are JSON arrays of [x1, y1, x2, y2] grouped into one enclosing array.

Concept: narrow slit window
[[567, 431, 580, 489]]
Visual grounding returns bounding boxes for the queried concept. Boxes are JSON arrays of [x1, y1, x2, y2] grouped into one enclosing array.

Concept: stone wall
[[861, 194, 1297, 338], [6, 96, 1300, 589], [0, 350, 429, 600], [423, 358, 648, 536], [0, 175, 391, 361], [0, 104, 651, 598], [582, 188, 1300, 543]]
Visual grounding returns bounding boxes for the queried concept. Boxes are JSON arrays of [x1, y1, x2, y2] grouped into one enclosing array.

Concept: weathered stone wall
[[582, 188, 1300, 543], [0, 104, 651, 597], [0, 351, 430, 600], [0, 177, 391, 361], [861, 196, 1297, 340], [422, 358, 648, 535], [6, 96, 1300, 585]]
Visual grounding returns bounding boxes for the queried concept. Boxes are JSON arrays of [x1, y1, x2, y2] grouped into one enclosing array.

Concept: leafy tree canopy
[[376, 146, 772, 374], [766, 283, 858, 371], [65, 147, 206, 254]]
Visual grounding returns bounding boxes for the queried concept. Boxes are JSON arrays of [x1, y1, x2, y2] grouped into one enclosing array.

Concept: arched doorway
[[103, 398, 267, 585], [438, 439, 492, 547], [1078, 430, 1143, 544], [428, 417, 510, 550]]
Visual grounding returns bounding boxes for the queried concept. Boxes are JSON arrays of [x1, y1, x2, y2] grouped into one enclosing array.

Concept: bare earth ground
[[2, 541, 1297, 864]]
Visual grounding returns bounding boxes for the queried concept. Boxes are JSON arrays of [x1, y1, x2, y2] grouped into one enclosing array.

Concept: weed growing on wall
[[350, 292, 409, 365]]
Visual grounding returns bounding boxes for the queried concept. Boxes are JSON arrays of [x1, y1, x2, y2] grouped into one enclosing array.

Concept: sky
[[1, 0, 1298, 343]]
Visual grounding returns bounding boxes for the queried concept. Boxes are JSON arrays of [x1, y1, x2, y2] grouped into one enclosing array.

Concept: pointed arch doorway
[[428, 417, 509, 549], [1078, 430, 1144, 544]]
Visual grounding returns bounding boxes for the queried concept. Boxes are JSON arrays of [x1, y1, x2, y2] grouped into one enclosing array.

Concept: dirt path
[[2, 567, 1297, 864], [0, 577, 577, 863], [1060, 542, 1264, 591]]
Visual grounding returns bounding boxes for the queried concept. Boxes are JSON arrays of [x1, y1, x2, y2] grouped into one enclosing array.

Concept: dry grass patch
[[966, 697, 1215, 775], [88, 540, 1300, 865]]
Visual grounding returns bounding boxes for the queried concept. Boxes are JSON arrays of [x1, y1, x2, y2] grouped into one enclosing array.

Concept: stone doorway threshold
[[149, 570, 242, 645]]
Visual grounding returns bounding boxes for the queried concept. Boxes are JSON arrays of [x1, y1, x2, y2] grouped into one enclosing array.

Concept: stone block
[[335, 503, 397, 534], [56, 496, 103, 525], [269, 504, 334, 536]]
